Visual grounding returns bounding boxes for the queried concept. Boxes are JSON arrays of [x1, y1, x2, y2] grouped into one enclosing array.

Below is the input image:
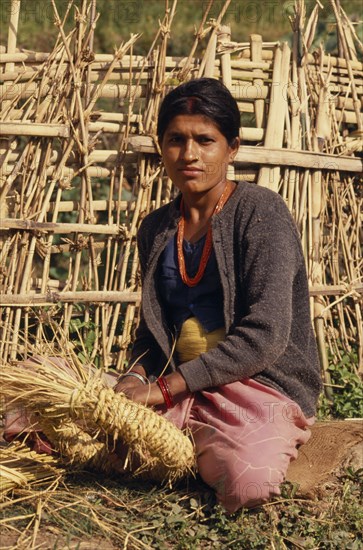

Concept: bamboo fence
[[0, 0, 362, 395]]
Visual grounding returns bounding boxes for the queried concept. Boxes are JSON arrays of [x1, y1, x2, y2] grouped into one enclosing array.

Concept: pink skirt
[[4, 358, 313, 513], [159, 378, 314, 512]]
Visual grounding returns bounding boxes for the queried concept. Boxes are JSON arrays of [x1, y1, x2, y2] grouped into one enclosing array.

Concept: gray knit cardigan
[[129, 181, 322, 417]]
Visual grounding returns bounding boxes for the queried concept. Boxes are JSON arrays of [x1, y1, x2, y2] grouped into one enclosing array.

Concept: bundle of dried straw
[[0, 356, 196, 483]]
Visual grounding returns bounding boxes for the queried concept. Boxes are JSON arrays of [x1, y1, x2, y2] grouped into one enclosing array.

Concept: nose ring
[[195, 156, 200, 160]]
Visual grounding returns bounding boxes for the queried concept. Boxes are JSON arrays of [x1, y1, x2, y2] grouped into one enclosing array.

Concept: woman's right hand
[[114, 376, 144, 398], [113, 365, 148, 399]]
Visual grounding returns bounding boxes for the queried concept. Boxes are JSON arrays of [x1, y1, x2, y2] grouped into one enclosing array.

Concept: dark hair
[[157, 78, 240, 145]]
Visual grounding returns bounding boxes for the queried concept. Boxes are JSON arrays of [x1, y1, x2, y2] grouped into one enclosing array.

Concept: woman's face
[[160, 114, 239, 197]]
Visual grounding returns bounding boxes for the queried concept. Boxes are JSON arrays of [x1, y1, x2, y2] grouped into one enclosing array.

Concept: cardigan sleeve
[[177, 199, 308, 392]]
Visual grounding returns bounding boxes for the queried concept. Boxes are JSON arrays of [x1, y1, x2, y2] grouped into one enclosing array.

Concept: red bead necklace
[[177, 182, 232, 287]]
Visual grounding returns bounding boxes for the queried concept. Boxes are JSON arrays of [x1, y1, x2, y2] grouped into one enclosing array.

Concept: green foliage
[[318, 347, 363, 420], [69, 314, 97, 364]]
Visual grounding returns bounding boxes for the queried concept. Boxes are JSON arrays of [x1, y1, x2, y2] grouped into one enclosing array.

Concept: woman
[[4, 78, 322, 512], [114, 77, 322, 513]]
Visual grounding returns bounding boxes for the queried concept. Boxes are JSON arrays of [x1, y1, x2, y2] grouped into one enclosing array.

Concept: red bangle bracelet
[[157, 376, 174, 409]]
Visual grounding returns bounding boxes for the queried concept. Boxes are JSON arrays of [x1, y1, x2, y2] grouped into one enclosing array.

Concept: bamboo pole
[[0, 60, 280, 80], [217, 25, 232, 88], [203, 30, 218, 78], [0, 291, 141, 306], [46, 199, 135, 213], [0, 219, 125, 235], [330, 0, 362, 131], [1, 284, 361, 307], [250, 34, 265, 129], [257, 43, 291, 190], [218, 24, 234, 181], [3, 80, 362, 110], [1, 50, 361, 72], [120, 136, 363, 171], [0, 122, 70, 137], [5, 1, 21, 75], [22, 281, 356, 297], [6, 143, 362, 176], [1, 0, 21, 200]]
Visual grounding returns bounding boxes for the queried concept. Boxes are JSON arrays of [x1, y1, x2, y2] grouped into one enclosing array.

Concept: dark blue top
[[157, 234, 224, 333]]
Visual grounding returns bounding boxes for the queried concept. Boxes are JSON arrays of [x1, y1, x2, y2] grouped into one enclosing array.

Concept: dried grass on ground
[[0, 468, 362, 549]]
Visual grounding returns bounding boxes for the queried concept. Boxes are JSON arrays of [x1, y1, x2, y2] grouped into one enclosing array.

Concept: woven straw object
[[41, 417, 125, 475], [1, 357, 196, 482]]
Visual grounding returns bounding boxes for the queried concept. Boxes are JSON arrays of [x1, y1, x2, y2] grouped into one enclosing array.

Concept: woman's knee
[[214, 466, 284, 513], [197, 447, 287, 513]]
